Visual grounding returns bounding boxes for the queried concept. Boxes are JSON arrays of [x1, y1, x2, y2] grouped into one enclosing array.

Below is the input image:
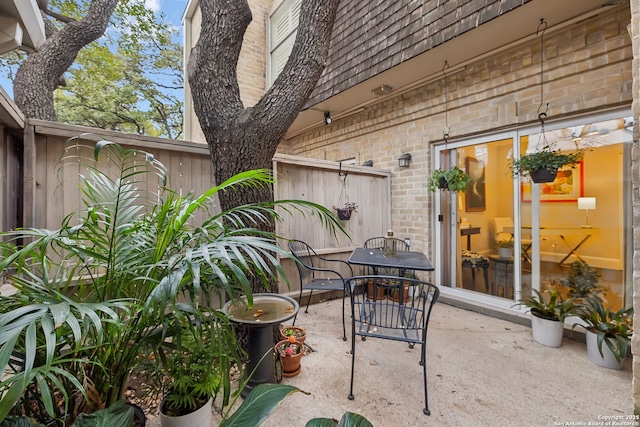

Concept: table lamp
[[577, 197, 596, 228]]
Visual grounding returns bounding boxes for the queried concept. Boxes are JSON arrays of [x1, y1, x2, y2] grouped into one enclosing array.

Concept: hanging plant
[[510, 146, 584, 183], [333, 202, 357, 220], [428, 166, 471, 193]]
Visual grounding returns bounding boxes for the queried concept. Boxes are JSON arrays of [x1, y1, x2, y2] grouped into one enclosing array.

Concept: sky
[[0, 0, 189, 98]]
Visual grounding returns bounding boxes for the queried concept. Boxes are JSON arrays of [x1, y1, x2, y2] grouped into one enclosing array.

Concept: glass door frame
[[431, 108, 632, 310]]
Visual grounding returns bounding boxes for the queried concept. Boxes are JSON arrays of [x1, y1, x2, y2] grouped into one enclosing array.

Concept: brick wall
[[284, 4, 632, 258]]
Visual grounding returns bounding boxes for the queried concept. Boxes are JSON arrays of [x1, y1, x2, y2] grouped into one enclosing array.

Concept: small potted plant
[[571, 297, 633, 370], [560, 260, 603, 301], [428, 166, 471, 192], [280, 326, 307, 345], [275, 336, 304, 377], [496, 239, 514, 259], [510, 145, 584, 183], [514, 288, 576, 348], [332, 202, 357, 220]]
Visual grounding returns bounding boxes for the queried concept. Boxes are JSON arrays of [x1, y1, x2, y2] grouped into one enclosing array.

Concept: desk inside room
[[460, 227, 481, 251], [505, 227, 599, 266]]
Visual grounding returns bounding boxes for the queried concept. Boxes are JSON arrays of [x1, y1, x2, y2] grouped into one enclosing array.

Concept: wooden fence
[[2, 120, 391, 300]]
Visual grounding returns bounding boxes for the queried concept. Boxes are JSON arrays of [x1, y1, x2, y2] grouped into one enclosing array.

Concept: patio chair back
[[288, 239, 353, 341], [363, 236, 412, 277], [346, 274, 439, 416]]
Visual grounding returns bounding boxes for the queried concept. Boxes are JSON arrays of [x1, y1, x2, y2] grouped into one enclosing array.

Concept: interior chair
[[346, 275, 439, 415], [493, 217, 531, 263], [288, 240, 353, 341]]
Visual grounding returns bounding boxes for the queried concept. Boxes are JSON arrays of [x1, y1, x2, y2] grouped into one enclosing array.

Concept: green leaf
[[305, 412, 374, 427], [220, 384, 305, 427], [73, 400, 134, 426]]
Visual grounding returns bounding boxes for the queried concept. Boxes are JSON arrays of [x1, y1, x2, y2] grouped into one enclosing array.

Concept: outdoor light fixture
[[398, 153, 412, 168], [371, 84, 393, 96], [577, 197, 596, 228], [324, 111, 332, 125]]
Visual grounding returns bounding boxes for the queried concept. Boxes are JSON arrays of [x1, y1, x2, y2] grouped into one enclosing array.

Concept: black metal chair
[[346, 275, 439, 416], [363, 236, 411, 276], [288, 239, 353, 341]]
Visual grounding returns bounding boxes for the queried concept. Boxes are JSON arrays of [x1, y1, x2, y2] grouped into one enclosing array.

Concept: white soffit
[[0, 0, 45, 52]]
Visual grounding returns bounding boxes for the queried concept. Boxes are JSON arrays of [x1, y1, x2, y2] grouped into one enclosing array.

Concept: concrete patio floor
[[148, 297, 633, 426]]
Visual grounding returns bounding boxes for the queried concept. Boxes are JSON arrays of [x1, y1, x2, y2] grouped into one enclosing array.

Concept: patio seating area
[[141, 297, 633, 426], [262, 298, 632, 426]]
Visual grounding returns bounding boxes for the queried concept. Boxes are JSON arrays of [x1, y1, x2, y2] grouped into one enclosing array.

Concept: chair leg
[[341, 290, 347, 341], [348, 331, 356, 401], [304, 289, 314, 314], [421, 343, 430, 416]]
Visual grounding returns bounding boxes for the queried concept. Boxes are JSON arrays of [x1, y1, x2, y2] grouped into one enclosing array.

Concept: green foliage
[[572, 297, 633, 363], [496, 239, 514, 248], [515, 288, 576, 322], [72, 400, 133, 427], [305, 412, 374, 427], [427, 166, 471, 192], [1, 0, 183, 139], [560, 260, 602, 300], [510, 146, 584, 178], [0, 137, 345, 423]]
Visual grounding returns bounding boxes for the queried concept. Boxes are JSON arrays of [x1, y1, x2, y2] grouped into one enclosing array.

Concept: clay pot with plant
[[275, 336, 304, 377], [280, 326, 307, 345]]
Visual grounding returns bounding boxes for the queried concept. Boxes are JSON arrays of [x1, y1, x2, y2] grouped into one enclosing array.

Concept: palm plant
[[0, 137, 344, 423]]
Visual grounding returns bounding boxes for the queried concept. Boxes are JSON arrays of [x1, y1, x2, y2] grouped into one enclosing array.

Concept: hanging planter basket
[[336, 208, 353, 220], [529, 167, 557, 183]]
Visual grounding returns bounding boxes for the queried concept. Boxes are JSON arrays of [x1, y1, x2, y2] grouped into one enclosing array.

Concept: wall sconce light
[[577, 197, 596, 228], [324, 111, 332, 125], [398, 153, 412, 168], [371, 84, 393, 96]]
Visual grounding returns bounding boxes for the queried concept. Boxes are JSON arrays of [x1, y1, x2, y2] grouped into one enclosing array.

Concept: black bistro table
[[348, 247, 435, 276]]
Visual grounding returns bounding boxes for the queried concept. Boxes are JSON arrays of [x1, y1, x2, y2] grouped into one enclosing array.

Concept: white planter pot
[[530, 315, 564, 348], [160, 397, 213, 427], [585, 330, 625, 370], [498, 247, 513, 259]]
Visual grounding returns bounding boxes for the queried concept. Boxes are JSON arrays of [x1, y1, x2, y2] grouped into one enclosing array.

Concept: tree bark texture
[[14, 0, 119, 120], [188, 0, 340, 213]]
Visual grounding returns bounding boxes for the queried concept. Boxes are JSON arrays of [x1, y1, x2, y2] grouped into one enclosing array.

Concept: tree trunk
[[189, 0, 339, 293], [14, 0, 119, 120]]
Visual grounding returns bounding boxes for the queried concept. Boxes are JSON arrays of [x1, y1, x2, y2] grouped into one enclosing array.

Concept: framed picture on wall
[[465, 157, 486, 212], [521, 161, 584, 202]]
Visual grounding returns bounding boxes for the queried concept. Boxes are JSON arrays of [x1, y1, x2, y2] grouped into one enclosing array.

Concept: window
[[269, 0, 302, 85]]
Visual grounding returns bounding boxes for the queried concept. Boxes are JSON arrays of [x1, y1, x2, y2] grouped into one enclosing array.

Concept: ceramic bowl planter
[[514, 288, 575, 348], [159, 397, 213, 427], [585, 330, 624, 370], [280, 326, 307, 344], [333, 202, 357, 220], [530, 315, 564, 348], [275, 338, 304, 377]]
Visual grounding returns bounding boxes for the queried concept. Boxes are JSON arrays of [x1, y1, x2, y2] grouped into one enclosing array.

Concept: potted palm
[[510, 145, 584, 183], [0, 138, 344, 424], [514, 288, 576, 348], [572, 297, 633, 370], [428, 166, 471, 192]]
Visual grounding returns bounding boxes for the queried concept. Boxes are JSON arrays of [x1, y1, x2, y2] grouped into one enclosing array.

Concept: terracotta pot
[[529, 167, 557, 183], [276, 340, 303, 377], [367, 279, 386, 300], [280, 326, 307, 344], [388, 282, 410, 302]]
